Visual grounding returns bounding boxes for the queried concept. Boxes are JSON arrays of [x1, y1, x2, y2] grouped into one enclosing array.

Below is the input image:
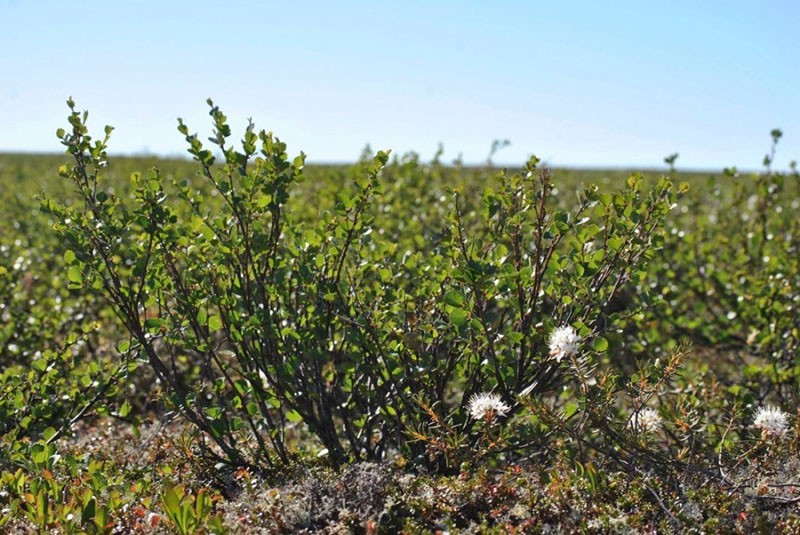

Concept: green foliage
[[161, 484, 225, 535], [646, 131, 800, 407], [0, 150, 126, 446], [42, 99, 683, 474], [0, 447, 128, 533], [1, 98, 798, 532], [0, 333, 124, 441]]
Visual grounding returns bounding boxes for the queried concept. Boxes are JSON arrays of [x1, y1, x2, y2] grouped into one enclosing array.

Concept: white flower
[[753, 405, 789, 439], [467, 392, 510, 423], [630, 407, 662, 434], [548, 325, 579, 362]]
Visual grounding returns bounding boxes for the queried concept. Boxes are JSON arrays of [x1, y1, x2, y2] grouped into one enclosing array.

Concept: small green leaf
[[67, 265, 82, 283], [607, 236, 625, 252], [256, 193, 272, 208], [208, 315, 223, 332], [592, 337, 609, 353], [448, 308, 469, 327], [31, 444, 49, 465], [444, 291, 465, 307]]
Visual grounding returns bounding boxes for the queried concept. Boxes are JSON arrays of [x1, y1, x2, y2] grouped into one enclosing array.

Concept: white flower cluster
[[630, 407, 662, 434], [548, 325, 579, 362], [467, 392, 510, 423], [753, 405, 789, 439]]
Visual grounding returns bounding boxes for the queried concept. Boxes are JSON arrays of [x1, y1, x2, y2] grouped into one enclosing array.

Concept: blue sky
[[1, 1, 798, 169]]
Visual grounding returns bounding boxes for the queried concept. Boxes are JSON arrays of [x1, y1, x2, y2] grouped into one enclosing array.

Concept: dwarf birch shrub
[[647, 131, 800, 405], [0, 162, 125, 445], [399, 161, 685, 470], [45, 99, 404, 468], [46, 99, 683, 472]]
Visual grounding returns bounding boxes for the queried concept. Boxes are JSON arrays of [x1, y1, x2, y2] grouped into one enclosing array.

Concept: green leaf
[[444, 291, 465, 307], [162, 484, 183, 516], [256, 193, 272, 208], [82, 497, 96, 524], [208, 315, 223, 332], [448, 308, 469, 327], [67, 265, 82, 283], [563, 401, 579, 420], [31, 444, 49, 465], [607, 236, 625, 252], [592, 337, 609, 353]]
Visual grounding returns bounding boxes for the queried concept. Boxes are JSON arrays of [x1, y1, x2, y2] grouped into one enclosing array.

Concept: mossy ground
[[3, 411, 800, 534]]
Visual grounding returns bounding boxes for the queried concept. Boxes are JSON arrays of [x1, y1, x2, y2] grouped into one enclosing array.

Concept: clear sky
[[1, 0, 798, 170]]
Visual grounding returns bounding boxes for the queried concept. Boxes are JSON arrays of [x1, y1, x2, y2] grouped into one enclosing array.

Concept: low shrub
[[43, 99, 684, 475]]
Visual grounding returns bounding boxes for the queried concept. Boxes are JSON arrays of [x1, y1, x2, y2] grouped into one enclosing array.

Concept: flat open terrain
[[1, 141, 799, 532]]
